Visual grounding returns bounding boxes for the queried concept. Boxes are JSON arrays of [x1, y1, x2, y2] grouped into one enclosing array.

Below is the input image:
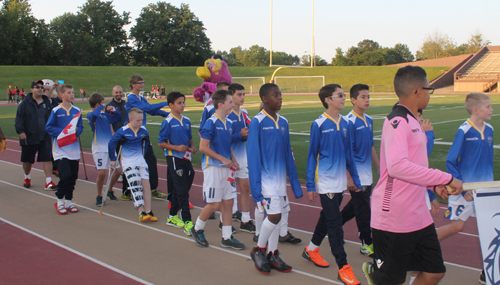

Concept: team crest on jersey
[[488, 136, 493, 147], [326, 193, 335, 199], [444, 207, 452, 219], [281, 126, 285, 135], [343, 128, 347, 137], [176, 169, 183, 176], [391, 119, 400, 129], [369, 124, 373, 131], [230, 181, 236, 188], [483, 212, 500, 284]]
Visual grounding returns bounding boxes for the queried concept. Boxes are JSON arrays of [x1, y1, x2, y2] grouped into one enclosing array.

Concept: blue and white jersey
[[158, 114, 192, 159], [447, 120, 493, 205], [307, 113, 361, 194], [200, 114, 233, 169], [199, 102, 215, 133], [228, 108, 249, 168], [247, 111, 302, 201], [346, 111, 374, 186], [108, 124, 149, 167], [46, 104, 83, 160], [125, 93, 169, 126], [86, 105, 122, 154], [425, 130, 435, 157]]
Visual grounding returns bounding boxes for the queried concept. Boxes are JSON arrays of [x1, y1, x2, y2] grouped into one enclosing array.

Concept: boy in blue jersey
[[304, 84, 362, 285], [227, 83, 255, 233], [248, 83, 303, 274], [341, 84, 379, 257], [46, 84, 84, 215], [109, 108, 158, 222], [87, 93, 123, 206], [191, 89, 245, 250], [158, 92, 197, 235], [126, 75, 169, 199]]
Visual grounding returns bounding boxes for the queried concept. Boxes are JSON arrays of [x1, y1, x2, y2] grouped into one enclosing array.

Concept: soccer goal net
[[232, 77, 266, 94], [274, 76, 325, 94]]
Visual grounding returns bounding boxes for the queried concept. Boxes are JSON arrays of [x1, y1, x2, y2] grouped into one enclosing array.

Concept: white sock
[[268, 225, 280, 253], [279, 211, 289, 236], [242, 212, 251, 223], [232, 195, 238, 213], [195, 217, 207, 231], [64, 200, 72, 208], [222, 226, 232, 240], [308, 241, 319, 251], [409, 276, 416, 285], [57, 199, 64, 207], [254, 207, 264, 236], [25, 174, 30, 179], [220, 211, 223, 223], [46, 177, 52, 184], [257, 218, 278, 248]]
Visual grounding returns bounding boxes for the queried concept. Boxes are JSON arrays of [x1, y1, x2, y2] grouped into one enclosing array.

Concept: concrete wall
[[454, 81, 499, 92]]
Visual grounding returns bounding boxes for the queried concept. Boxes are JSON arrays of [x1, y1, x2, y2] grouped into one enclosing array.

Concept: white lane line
[[0, 217, 153, 285]]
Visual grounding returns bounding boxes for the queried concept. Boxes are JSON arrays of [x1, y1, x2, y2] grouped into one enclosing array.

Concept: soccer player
[[86, 92, 122, 206], [227, 83, 255, 233], [46, 84, 84, 215], [109, 108, 158, 222], [304, 84, 362, 285], [190, 89, 244, 250], [248, 83, 303, 274], [341, 84, 379, 258], [362, 65, 463, 285], [158, 91, 197, 235]]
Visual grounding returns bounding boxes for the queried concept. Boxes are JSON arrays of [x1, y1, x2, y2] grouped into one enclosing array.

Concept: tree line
[[0, 0, 491, 67]]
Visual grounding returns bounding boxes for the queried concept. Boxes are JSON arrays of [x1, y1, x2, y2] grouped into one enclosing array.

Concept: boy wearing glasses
[[304, 84, 362, 285]]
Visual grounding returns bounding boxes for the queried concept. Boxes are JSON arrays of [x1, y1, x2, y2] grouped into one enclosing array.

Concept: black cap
[[31, 80, 44, 88]]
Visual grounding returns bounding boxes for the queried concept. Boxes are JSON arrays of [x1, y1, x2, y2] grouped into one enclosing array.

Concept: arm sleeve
[[306, 122, 320, 192], [110, 109, 123, 125], [86, 105, 103, 132], [45, 110, 64, 137], [188, 121, 193, 140], [248, 119, 263, 202], [199, 120, 214, 141], [427, 189, 436, 202], [199, 108, 208, 133], [158, 120, 170, 144], [345, 123, 362, 189], [284, 122, 303, 199], [127, 95, 169, 116], [108, 131, 122, 161], [425, 130, 435, 157], [384, 118, 452, 186], [446, 129, 465, 194], [14, 101, 26, 134], [231, 123, 244, 143]]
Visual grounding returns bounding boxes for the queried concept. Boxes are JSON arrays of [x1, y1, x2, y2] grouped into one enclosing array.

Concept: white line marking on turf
[[0, 177, 340, 284], [0, 217, 153, 285]]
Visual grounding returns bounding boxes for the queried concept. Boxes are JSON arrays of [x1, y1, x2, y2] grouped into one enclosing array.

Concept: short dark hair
[[212, 89, 231, 110], [60, 84, 73, 94], [89, 93, 105, 108], [167, 91, 185, 104], [259, 83, 279, 100], [216, 81, 230, 90], [228, 83, 245, 93], [393, 65, 427, 98], [350, 84, 369, 99], [129, 74, 143, 89], [318, 84, 342, 109]]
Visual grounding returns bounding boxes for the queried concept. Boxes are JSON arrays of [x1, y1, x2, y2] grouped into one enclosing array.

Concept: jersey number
[[97, 159, 103, 167]]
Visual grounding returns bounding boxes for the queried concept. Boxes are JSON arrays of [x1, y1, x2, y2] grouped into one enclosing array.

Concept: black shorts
[[21, 140, 52, 164], [372, 223, 446, 285]]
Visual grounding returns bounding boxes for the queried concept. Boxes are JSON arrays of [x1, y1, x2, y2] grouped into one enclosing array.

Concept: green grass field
[[2, 93, 500, 194]]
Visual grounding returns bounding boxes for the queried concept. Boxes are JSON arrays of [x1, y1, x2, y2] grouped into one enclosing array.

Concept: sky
[[30, 0, 500, 63]]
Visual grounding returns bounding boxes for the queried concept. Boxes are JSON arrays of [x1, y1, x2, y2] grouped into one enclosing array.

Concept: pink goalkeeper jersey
[[371, 105, 452, 233]]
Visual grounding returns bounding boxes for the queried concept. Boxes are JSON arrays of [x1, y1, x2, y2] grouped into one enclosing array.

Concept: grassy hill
[[1, 65, 449, 97]]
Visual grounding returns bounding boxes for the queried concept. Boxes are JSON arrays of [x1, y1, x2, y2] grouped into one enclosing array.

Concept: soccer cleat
[[121, 193, 132, 201], [240, 221, 256, 233], [253, 234, 259, 242], [302, 246, 330, 268], [96, 196, 103, 207], [250, 246, 271, 274], [166, 215, 185, 228], [107, 191, 118, 201], [208, 212, 216, 219], [52, 170, 59, 177], [279, 231, 302, 244], [221, 236, 245, 250], [151, 189, 168, 198], [139, 212, 151, 222], [44, 181, 57, 190], [338, 264, 360, 285], [479, 269, 486, 285], [146, 211, 158, 222], [218, 222, 236, 233], [232, 211, 242, 222], [267, 249, 292, 273], [23, 178, 31, 188], [54, 203, 68, 215], [360, 243, 375, 257], [362, 262, 376, 285], [191, 228, 209, 247], [184, 221, 194, 236]]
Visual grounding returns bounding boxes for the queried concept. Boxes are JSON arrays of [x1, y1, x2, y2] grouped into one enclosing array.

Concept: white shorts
[[235, 166, 249, 179], [444, 202, 476, 221], [93, 152, 120, 170], [257, 195, 290, 215], [203, 167, 237, 203]]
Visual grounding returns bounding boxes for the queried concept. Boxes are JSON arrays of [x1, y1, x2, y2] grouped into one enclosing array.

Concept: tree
[[464, 32, 491, 54], [393, 43, 415, 63], [270, 51, 300, 66], [301, 54, 328, 66], [416, 31, 458, 60], [130, 2, 211, 66], [331, 48, 350, 66]]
